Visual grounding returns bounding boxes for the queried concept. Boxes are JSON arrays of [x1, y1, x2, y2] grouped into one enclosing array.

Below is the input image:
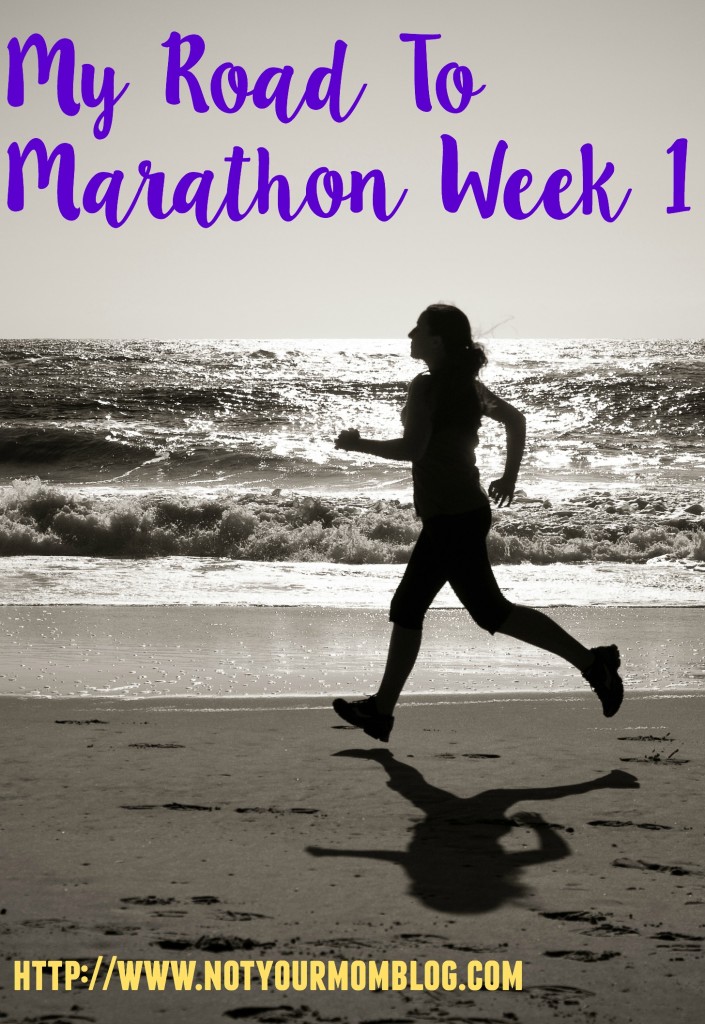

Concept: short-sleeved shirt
[[402, 374, 500, 521]]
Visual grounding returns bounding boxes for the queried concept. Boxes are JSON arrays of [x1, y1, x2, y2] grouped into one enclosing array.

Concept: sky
[[1, 0, 703, 339]]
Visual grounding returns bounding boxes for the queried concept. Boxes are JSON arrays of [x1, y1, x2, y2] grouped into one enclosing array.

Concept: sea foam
[[1, 478, 703, 566]]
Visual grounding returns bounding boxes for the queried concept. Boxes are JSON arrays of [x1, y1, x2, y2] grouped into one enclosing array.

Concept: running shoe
[[332, 696, 394, 742], [583, 645, 624, 717]]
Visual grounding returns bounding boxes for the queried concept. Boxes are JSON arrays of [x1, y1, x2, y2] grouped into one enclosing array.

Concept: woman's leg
[[332, 523, 448, 737], [446, 506, 593, 670], [495, 606, 593, 672], [374, 624, 423, 715], [372, 521, 450, 714], [495, 606, 623, 716], [447, 506, 622, 715]]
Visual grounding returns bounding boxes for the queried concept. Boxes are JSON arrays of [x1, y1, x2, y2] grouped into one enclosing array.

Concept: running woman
[[333, 304, 623, 742]]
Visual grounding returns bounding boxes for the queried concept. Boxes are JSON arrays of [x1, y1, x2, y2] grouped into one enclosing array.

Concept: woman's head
[[423, 304, 487, 376], [409, 305, 486, 376]]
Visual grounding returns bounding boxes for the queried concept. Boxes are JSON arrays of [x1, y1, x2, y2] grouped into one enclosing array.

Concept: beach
[[1, 692, 703, 1022], [1, 606, 704, 1022], [1, 605, 704, 699]]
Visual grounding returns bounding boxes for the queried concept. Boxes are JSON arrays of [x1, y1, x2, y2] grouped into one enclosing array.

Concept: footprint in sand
[[25, 1013, 97, 1023], [120, 896, 176, 906], [163, 802, 218, 811], [223, 1009, 306, 1022], [544, 949, 621, 961], [154, 935, 275, 952], [234, 807, 320, 815], [223, 1008, 353, 1022], [21, 917, 79, 931], [55, 719, 108, 725], [540, 910, 640, 936], [541, 910, 608, 924], [652, 930, 703, 943], [613, 858, 701, 876], [128, 742, 185, 748], [588, 819, 674, 830], [526, 984, 596, 1010], [434, 752, 500, 759], [222, 911, 271, 921], [120, 803, 220, 811], [590, 922, 639, 935]]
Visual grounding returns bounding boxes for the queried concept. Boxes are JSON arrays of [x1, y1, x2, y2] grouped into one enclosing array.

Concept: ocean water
[[1, 336, 703, 608]]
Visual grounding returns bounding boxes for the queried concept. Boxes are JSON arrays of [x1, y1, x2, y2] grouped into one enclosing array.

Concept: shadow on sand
[[308, 750, 638, 914]]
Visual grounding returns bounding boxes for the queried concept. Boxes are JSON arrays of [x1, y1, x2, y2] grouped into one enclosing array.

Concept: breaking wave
[[1, 478, 703, 566]]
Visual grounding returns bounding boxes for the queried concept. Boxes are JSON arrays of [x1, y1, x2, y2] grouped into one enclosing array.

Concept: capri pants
[[389, 503, 514, 633]]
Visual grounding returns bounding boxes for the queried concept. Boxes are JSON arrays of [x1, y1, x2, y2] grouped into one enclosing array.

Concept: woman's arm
[[335, 376, 433, 462], [483, 388, 526, 507]]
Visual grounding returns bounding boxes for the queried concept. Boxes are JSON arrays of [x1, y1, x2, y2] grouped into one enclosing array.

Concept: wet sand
[[1, 685, 704, 1023], [1, 605, 703, 699]]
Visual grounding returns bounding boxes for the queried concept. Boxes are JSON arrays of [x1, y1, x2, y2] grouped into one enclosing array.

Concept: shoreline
[[2, 554, 703, 608], [3, 600, 705, 608], [2, 689, 704, 703], [1, 604, 703, 700]]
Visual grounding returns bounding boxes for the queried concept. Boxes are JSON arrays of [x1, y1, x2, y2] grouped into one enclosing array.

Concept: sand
[[1, 607, 704, 1023], [1, 605, 703, 698]]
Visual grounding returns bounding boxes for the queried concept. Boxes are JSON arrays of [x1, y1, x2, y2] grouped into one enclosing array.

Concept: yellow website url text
[[14, 957, 522, 993]]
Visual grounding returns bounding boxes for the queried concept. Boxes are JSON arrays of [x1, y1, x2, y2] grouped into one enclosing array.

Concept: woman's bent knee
[[389, 594, 425, 631], [389, 609, 425, 631], [471, 599, 514, 635]]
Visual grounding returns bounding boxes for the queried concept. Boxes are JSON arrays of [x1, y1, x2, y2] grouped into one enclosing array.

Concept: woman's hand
[[488, 475, 516, 507], [335, 428, 361, 451]]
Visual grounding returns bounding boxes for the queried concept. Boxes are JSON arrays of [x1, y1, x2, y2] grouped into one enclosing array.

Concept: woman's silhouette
[[333, 304, 623, 741]]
